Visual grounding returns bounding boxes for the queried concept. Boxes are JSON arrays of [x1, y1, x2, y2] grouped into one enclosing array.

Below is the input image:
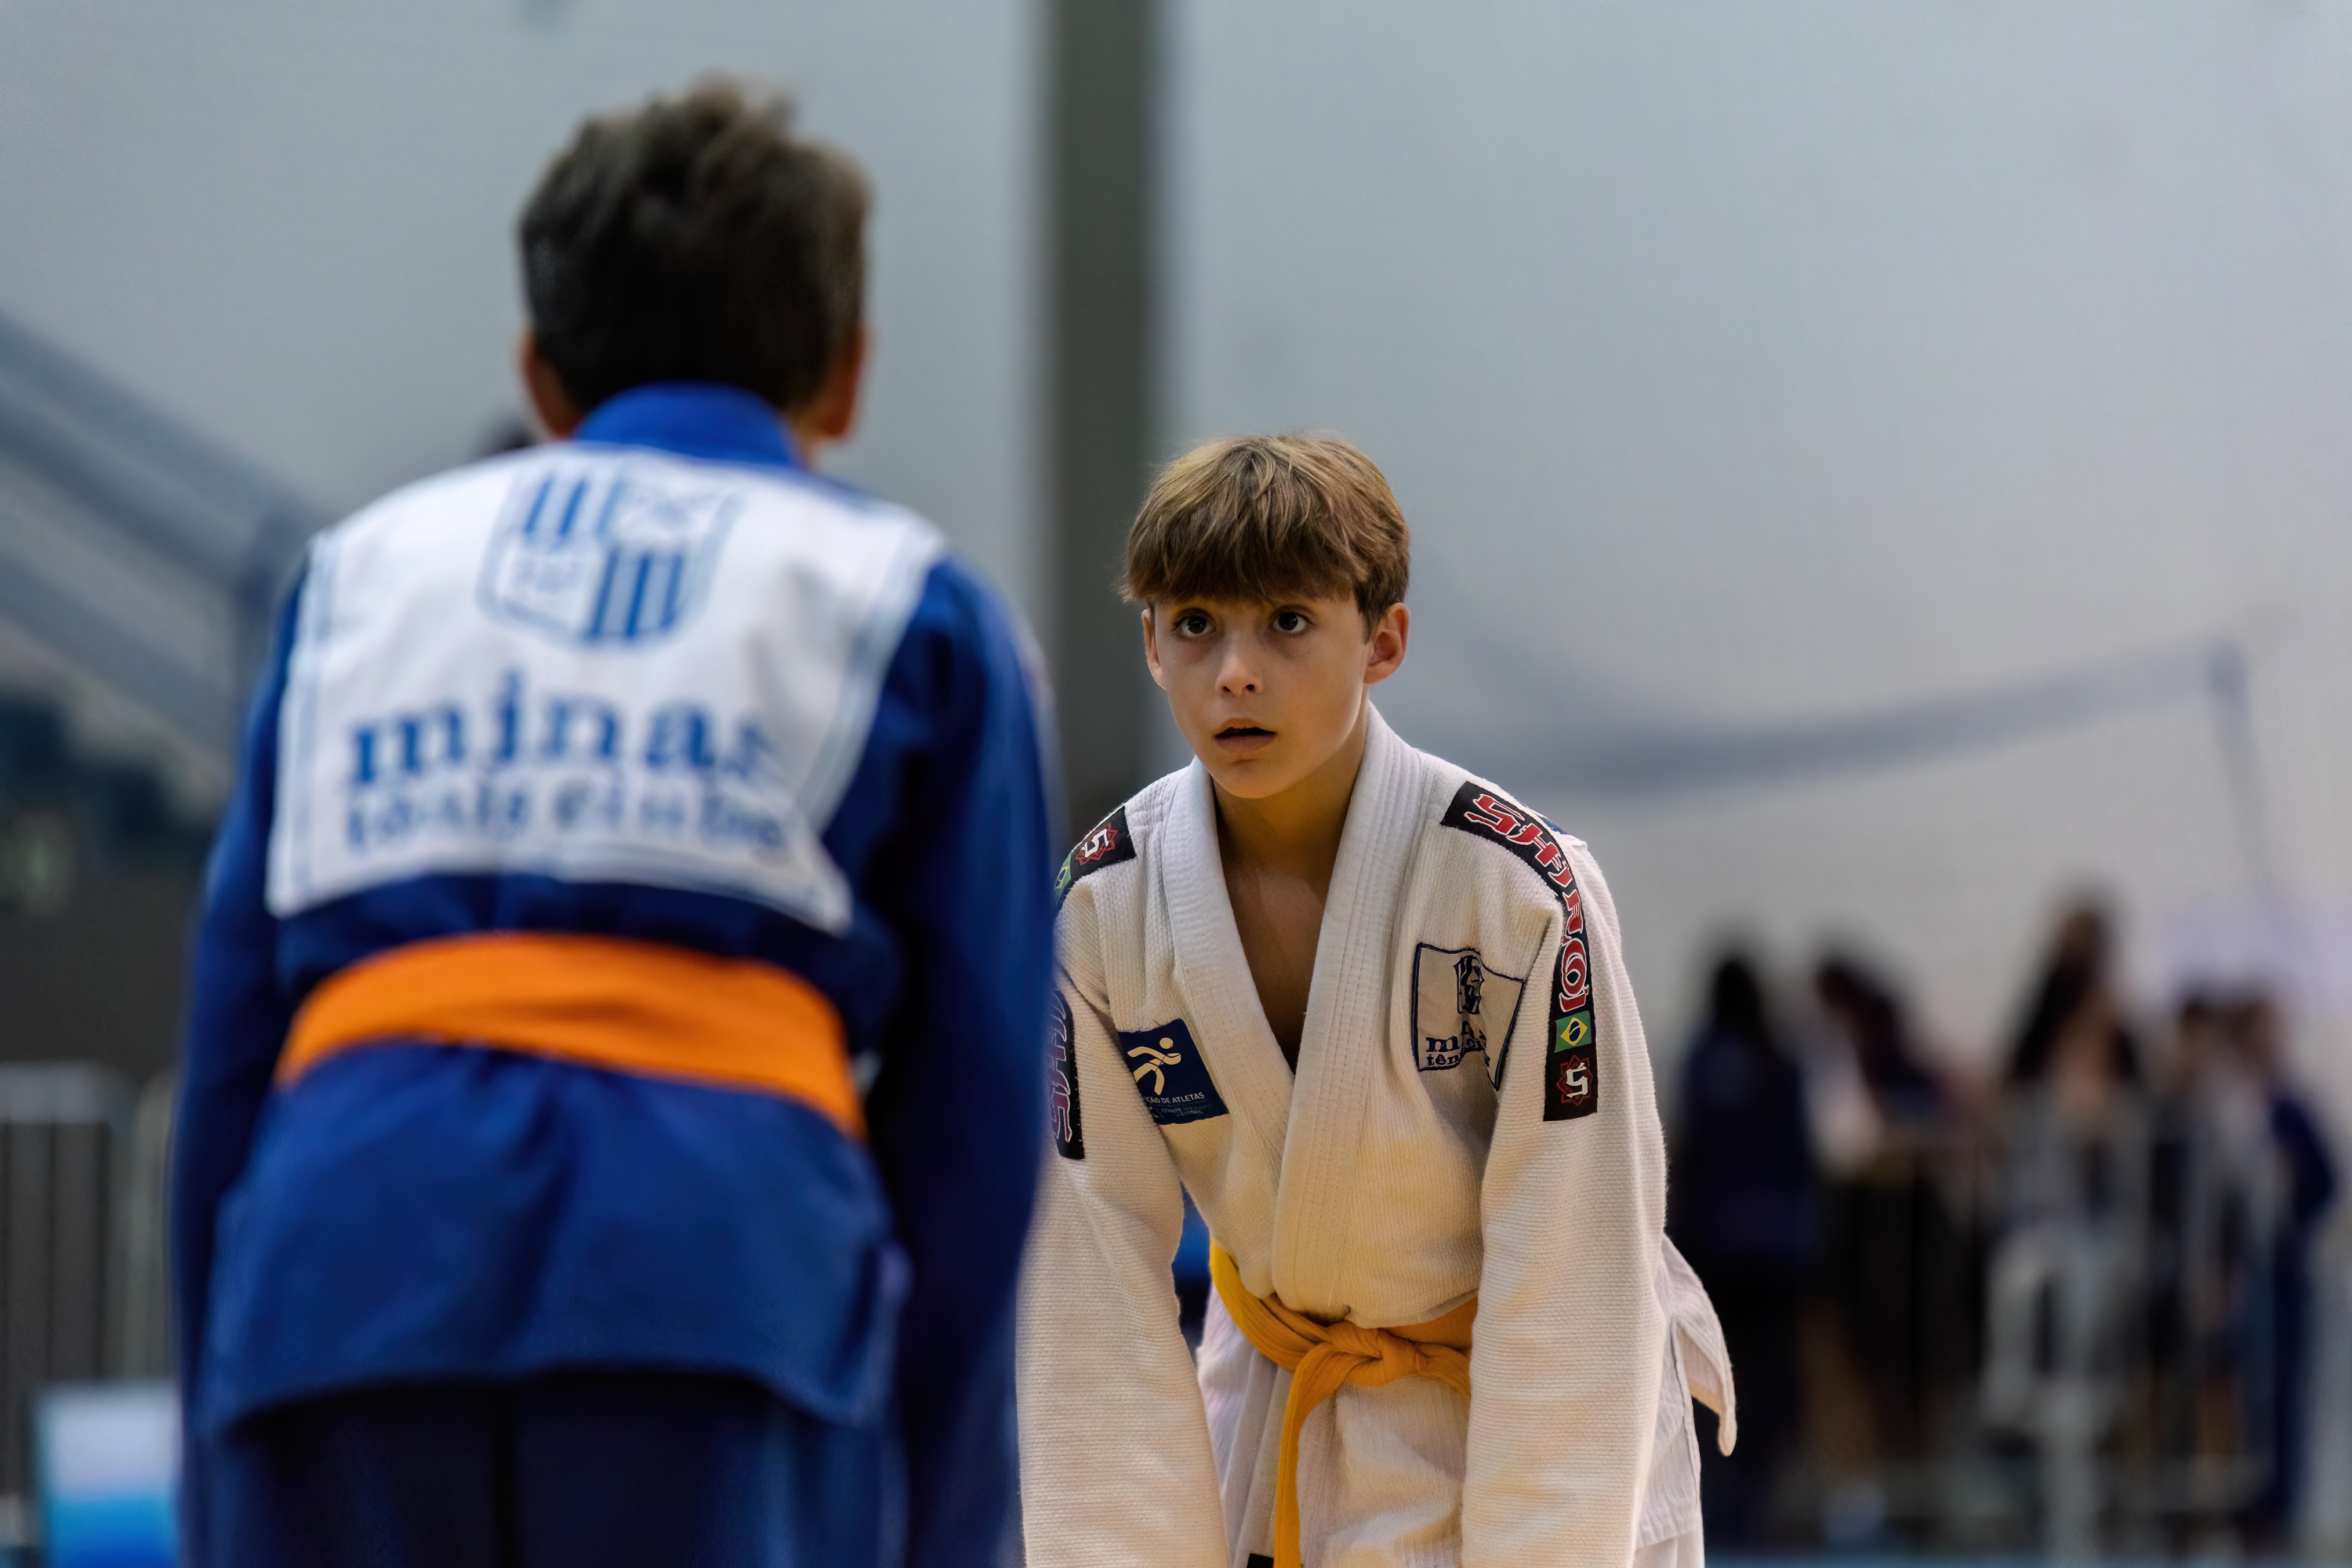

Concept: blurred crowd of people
[[1670, 902, 2339, 1555]]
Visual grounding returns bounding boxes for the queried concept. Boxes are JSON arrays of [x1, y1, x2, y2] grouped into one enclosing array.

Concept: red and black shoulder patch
[[1439, 780, 1599, 1122], [1053, 806, 1135, 910]]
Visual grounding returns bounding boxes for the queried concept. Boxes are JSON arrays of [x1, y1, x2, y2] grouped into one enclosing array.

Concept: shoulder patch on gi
[[1115, 1018, 1228, 1126], [1047, 992, 1084, 1160], [1054, 806, 1136, 909], [1439, 780, 1600, 1121], [1410, 944, 1526, 1086]]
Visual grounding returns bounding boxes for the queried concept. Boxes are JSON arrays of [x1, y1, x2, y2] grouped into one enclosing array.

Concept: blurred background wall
[[0, 0, 1042, 613]]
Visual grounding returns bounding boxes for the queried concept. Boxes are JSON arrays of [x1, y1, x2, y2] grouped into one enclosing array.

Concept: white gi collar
[[1160, 702, 1429, 1319]]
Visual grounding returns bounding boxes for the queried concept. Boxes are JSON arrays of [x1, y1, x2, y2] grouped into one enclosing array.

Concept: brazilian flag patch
[[1548, 1008, 1599, 1119]]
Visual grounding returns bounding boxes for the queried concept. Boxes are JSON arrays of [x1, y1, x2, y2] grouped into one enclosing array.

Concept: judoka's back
[[171, 80, 1055, 1568]]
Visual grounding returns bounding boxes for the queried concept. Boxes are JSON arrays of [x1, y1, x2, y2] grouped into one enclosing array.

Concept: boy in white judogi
[[1018, 436, 1733, 1568]]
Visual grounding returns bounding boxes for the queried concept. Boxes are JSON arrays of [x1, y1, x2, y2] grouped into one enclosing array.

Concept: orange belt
[[278, 931, 863, 1138], [1210, 1243, 1474, 1568]]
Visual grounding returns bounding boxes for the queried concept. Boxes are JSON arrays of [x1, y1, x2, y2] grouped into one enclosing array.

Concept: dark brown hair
[[1123, 434, 1411, 629], [519, 79, 869, 416]]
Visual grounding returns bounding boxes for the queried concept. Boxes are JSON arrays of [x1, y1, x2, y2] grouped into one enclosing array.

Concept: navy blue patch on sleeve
[[1439, 780, 1601, 1122], [1047, 992, 1083, 1160], [1054, 806, 1136, 909], [1115, 1018, 1228, 1126]]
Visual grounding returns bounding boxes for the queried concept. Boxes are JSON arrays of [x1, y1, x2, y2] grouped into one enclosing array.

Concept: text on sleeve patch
[[1439, 781, 1600, 1121], [1047, 991, 1084, 1160]]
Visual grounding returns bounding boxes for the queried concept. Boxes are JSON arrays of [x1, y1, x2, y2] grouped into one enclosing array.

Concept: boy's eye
[[1272, 610, 1310, 634], [1174, 612, 1212, 637]]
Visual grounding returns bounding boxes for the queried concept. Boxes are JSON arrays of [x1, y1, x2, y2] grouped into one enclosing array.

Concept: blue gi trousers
[[200, 1371, 891, 1568]]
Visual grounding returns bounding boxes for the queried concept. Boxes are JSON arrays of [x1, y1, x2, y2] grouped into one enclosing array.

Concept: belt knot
[[1308, 1321, 1446, 1385], [1209, 1244, 1475, 1568]]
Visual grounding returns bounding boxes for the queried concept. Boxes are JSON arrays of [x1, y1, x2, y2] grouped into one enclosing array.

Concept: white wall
[[1165, 1, 2352, 1102], [0, 0, 1042, 615]]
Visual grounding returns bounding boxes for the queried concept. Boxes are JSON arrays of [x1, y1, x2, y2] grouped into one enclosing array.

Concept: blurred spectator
[[2223, 993, 2333, 1541], [2145, 985, 2324, 1542], [1671, 952, 1819, 1545], [2005, 898, 2141, 1099], [2146, 994, 2223, 1493], [1810, 955, 1966, 1473], [1991, 904, 2148, 1305], [1817, 956, 1947, 1129], [1984, 904, 2151, 1555]]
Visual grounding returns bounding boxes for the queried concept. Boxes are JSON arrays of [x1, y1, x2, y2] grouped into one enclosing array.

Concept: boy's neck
[[1210, 700, 1370, 887]]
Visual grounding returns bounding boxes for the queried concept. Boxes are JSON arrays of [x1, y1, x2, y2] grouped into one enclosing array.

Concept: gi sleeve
[[1016, 908, 1227, 1568], [1464, 842, 1669, 1568], [859, 557, 1056, 1568], [172, 578, 305, 1554]]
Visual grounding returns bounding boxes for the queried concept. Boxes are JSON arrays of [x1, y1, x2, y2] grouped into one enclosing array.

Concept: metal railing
[[0, 1066, 172, 1552]]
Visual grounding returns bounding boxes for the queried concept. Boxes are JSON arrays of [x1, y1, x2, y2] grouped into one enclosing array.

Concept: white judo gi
[[1018, 708, 1733, 1568]]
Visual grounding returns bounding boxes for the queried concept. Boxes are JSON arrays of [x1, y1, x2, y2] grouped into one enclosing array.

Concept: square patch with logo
[[1114, 1018, 1227, 1126], [1410, 944, 1526, 1087], [481, 465, 739, 646]]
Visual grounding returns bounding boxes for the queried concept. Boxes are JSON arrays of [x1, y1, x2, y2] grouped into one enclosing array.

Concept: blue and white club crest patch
[[481, 464, 739, 646], [1410, 943, 1526, 1086], [1115, 1018, 1228, 1126]]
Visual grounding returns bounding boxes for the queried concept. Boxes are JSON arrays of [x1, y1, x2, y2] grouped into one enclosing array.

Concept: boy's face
[[1142, 593, 1409, 802]]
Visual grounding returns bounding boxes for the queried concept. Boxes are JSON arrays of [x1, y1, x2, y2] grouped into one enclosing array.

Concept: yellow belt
[[1210, 1244, 1475, 1568], [278, 931, 863, 1137]]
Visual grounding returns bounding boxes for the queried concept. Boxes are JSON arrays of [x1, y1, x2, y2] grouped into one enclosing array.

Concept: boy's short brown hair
[[519, 79, 869, 416], [1123, 434, 1410, 630]]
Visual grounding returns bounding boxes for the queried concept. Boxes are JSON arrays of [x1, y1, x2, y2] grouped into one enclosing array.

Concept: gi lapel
[[1160, 759, 1298, 1175], [1269, 706, 1428, 1319]]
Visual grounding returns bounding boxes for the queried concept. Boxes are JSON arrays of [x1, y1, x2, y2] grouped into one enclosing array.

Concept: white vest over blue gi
[[1019, 710, 1732, 1568]]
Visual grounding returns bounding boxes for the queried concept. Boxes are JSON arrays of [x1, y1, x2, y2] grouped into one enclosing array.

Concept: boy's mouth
[[1214, 724, 1276, 756]]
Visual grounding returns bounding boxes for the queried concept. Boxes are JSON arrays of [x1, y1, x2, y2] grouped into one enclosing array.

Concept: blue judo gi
[[172, 384, 1054, 1567]]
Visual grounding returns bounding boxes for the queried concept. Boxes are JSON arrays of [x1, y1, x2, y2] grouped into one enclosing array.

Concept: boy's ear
[[789, 323, 871, 456], [1363, 604, 1410, 687], [1140, 606, 1168, 690], [517, 330, 585, 438]]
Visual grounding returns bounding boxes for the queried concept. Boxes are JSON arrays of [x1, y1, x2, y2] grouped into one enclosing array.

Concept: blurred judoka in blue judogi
[[171, 80, 1055, 1568]]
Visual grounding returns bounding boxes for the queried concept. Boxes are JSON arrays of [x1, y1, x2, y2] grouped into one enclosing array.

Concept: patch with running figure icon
[[1115, 1017, 1227, 1126]]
